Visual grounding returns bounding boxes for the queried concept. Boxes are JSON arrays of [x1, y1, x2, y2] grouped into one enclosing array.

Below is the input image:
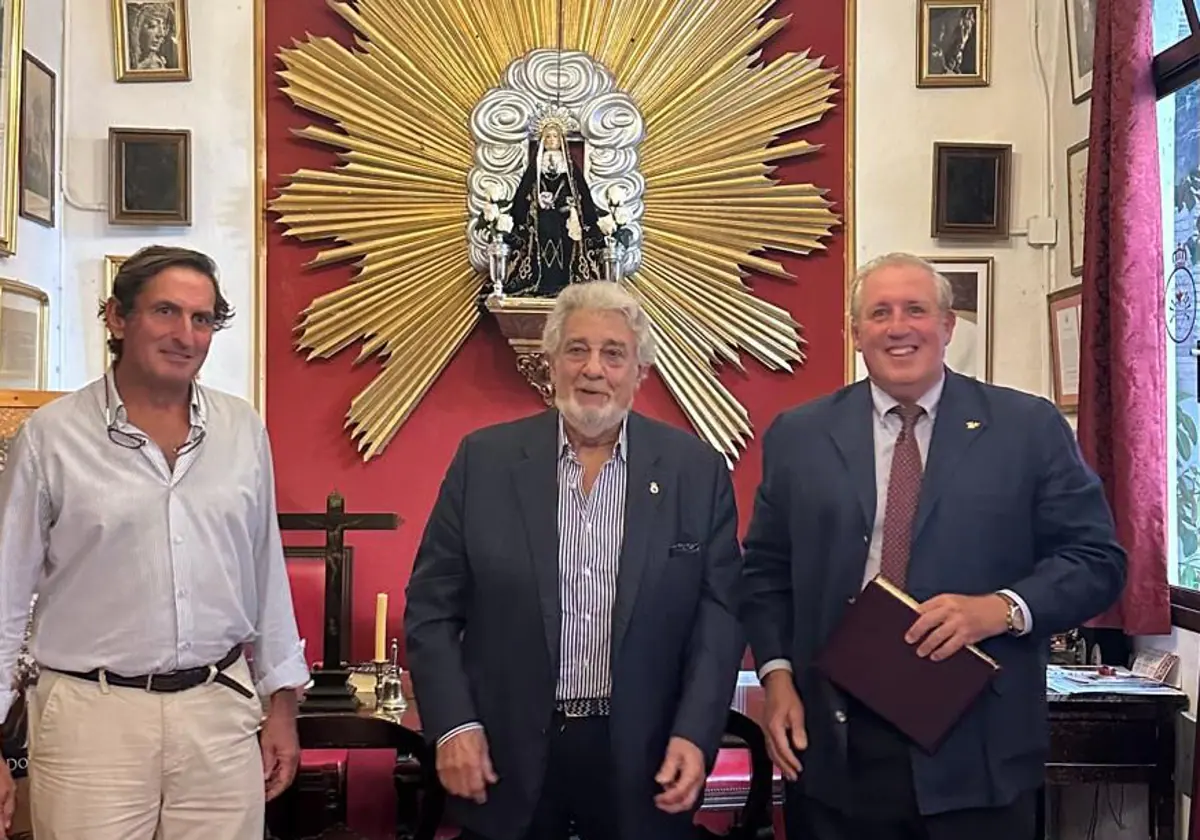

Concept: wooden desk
[[1043, 689, 1188, 840]]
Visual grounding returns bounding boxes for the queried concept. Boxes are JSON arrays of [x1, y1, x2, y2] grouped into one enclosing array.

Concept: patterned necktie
[[879, 403, 925, 589]]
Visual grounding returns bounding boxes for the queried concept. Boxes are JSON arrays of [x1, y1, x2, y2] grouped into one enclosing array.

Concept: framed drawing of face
[[917, 0, 990, 88], [111, 0, 191, 83], [924, 256, 994, 382], [18, 52, 55, 228], [108, 127, 191, 226]]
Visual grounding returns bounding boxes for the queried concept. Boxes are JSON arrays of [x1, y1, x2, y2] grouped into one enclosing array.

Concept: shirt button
[[177, 588, 187, 598], [583, 613, 592, 622], [174, 535, 184, 545], [583, 568, 592, 576]]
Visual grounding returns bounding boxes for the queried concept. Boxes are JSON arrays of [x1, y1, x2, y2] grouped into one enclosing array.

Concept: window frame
[[1161, 0, 1200, 628]]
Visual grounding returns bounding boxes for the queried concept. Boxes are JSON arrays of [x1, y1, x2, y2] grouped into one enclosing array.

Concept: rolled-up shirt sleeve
[[0, 427, 51, 720], [250, 427, 310, 697]]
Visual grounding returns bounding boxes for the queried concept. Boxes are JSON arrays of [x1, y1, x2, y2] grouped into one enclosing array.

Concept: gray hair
[[542, 282, 657, 366], [848, 252, 954, 323]]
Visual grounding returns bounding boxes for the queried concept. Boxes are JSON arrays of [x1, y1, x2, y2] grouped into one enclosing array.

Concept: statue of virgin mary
[[505, 121, 605, 297]]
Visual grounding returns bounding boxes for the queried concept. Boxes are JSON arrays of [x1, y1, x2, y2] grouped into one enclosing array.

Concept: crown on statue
[[530, 103, 578, 139]]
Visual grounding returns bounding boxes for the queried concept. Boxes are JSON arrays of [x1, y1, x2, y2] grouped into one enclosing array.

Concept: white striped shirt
[[555, 414, 626, 700], [0, 373, 310, 719]]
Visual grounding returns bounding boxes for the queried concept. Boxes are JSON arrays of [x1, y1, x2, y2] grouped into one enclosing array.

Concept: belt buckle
[[564, 704, 587, 719]]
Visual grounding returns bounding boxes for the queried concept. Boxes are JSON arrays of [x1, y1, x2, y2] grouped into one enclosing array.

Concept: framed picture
[[18, 53, 55, 228], [925, 256, 994, 382], [102, 255, 127, 359], [1064, 0, 1095, 104], [1066, 138, 1088, 277], [931, 142, 1011, 239], [0, 1, 25, 256], [108, 127, 191, 226], [111, 0, 190, 82], [917, 0, 990, 88], [0, 279, 48, 390], [1048, 283, 1083, 411], [0, 389, 64, 475]]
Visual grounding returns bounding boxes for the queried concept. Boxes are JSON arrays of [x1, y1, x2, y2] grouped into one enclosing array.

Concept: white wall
[[2, 0, 65, 387], [855, 0, 1056, 398], [58, 0, 256, 399]]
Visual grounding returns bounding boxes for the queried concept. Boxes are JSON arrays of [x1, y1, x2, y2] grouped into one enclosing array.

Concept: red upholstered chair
[[695, 710, 781, 839], [284, 548, 357, 804]]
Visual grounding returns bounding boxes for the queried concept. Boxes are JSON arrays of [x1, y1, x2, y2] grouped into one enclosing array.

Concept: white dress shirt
[[0, 373, 309, 719], [759, 375, 1031, 679]]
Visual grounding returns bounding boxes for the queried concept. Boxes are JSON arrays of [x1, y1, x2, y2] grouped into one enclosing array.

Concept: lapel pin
[[966, 420, 981, 430], [649, 481, 660, 495]]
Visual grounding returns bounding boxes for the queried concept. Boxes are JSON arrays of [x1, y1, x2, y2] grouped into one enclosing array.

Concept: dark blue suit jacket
[[404, 410, 745, 840], [740, 371, 1126, 816]]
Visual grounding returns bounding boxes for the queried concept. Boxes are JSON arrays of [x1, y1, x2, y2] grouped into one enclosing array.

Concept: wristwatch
[[997, 592, 1025, 635]]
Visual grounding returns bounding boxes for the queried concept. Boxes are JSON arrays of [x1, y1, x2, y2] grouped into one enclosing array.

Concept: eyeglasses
[[104, 380, 206, 456]]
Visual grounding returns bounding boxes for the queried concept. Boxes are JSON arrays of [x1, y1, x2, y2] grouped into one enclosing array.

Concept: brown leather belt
[[49, 647, 254, 699]]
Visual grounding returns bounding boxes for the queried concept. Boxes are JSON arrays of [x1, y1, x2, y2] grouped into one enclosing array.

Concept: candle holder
[[377, 638, 406, 713]]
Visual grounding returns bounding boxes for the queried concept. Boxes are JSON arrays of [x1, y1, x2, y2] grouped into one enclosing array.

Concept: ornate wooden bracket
[[485, 295, 555, 405]]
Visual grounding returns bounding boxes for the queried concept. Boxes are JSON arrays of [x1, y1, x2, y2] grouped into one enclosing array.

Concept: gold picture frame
[[111, 0, 191, 83], [102, 255, 127, 360], [0, 388, 65, 476], [0, 280, 49, 390], [1048, 283, 1082, 411], [108, 127, 191, 226], [1066, 138, 1088, 277], [917, 0, 990, 88], [0, 1, 25, 256]]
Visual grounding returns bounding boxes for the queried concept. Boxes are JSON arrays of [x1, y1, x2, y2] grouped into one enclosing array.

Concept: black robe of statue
[[505, 143, 605, 297]]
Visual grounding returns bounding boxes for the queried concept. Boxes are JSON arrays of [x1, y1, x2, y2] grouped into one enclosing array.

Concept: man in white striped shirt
[[0, 246, 310, 839], [405, 281, 745, 840]]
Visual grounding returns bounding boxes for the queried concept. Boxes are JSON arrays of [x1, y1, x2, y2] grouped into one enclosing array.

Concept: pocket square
[[669, 542, 701, 556]]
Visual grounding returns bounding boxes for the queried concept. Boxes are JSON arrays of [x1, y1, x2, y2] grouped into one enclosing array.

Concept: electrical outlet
[[1027, 216, 1058, 246]]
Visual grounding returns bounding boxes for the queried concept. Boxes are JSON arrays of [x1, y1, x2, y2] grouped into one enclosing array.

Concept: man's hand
[[654, 736, 706, 814], [761, 670, 807, 782], [906, 593, 1010, 661], [0, 760, 14, 835], [260, 689, 301, 802], [437, 728, 499, 804]]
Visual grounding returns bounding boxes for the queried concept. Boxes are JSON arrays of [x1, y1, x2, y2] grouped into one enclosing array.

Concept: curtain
[[1077, 0, 1170, 635]]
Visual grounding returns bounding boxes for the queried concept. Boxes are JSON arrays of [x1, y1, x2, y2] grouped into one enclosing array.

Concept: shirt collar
[[557, 412, 628, 462], [103, 368, 206, 430], [869, 371, 945, 423]]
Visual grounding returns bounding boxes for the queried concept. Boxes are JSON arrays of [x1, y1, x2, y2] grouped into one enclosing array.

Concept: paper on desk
[[1046, 665, 1182, 696]]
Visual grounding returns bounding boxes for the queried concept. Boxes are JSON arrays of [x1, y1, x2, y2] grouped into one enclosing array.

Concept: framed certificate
[[1048, 284, 1083, 411]]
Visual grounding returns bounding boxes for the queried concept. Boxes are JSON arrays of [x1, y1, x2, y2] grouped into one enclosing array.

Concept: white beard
[[555, 392, 628, 439]]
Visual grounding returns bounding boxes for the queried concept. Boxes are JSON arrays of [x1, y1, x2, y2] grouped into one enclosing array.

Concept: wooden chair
[[266, 714, 444, 840]]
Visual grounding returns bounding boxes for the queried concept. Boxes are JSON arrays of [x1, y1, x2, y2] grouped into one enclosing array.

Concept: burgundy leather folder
[[813, 575, 1001, 754]]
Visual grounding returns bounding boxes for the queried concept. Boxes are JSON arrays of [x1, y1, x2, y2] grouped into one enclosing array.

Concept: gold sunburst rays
[[270, 0, 840, 461]]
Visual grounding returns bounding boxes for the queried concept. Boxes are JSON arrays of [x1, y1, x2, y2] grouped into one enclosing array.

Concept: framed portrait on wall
[[924, 256, 994, 382], [1066, 138, 1088, 276], [0, 389, 64, 475], [1048, 283, 1082, 411], [0, 279, 48, 390], [917, 0, 990, 88], [108, 127, 191, 226], [931, 142, 1011, 239], [1064, 0, 1095, 103], [18, 52, 55, 228], [0, 0, 25, 256], [111, 0, 191, 83], [102, 255, 127, 360]]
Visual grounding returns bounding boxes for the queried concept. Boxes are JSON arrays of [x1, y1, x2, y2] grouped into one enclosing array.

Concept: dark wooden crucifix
[[278, 491, 401, 713]]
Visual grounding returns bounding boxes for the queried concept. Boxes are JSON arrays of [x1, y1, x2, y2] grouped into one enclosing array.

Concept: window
[[1158, 1, 1200, 612]]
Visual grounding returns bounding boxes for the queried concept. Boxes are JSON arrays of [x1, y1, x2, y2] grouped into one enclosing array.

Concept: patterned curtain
[[1077, 0, 1170, 635]]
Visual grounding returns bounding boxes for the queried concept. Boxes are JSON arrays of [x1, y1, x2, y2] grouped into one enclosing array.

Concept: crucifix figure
[[278, 491, 401, 712]]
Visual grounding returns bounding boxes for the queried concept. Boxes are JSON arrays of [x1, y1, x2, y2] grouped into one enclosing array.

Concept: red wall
[[263, 1, 852, 662]]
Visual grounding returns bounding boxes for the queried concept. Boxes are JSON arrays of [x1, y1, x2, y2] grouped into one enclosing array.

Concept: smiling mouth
[[886, 347, 917, 358]]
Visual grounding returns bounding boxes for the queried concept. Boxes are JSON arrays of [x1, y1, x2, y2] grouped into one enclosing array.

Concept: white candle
[[374, 592, 388, 662]]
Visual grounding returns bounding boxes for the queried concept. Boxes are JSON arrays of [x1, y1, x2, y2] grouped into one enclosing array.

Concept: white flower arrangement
[[602, 184, 633, 248], [475, 184, 514, 242]]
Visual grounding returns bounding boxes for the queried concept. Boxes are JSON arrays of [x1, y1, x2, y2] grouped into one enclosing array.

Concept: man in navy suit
[[740, 253, 1126, 839], [404, 281, 744, 840]]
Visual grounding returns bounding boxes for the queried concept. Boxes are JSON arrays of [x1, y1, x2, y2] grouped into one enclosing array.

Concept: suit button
[[863, 535, 868, 544], [834, 710, 847, 723]]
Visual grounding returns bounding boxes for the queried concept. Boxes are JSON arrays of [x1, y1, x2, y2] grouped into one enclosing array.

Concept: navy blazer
[[404, 410, 745, 840], [740, 371, 1126, 816]]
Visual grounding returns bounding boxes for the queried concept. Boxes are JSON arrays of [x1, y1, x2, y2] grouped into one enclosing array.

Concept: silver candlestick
[[487, 239, 510, 298]]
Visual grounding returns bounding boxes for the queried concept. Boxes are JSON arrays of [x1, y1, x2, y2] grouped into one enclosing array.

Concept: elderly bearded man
[[404, 281, 744, 840], [0, 246, 309, 839]]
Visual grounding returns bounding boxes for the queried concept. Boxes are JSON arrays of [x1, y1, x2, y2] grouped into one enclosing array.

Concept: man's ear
[[104, 298, 126, 342]]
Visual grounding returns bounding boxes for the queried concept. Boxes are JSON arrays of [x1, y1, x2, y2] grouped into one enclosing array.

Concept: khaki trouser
[[27, 656, 265, 840]]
